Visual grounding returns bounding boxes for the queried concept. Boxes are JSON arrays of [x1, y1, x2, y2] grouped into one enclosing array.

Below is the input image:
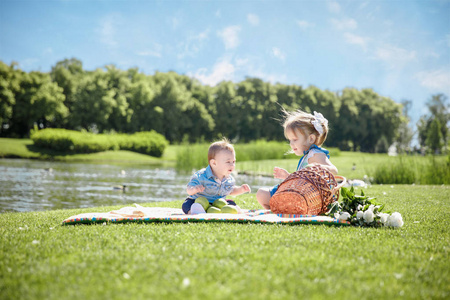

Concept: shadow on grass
[[26, 144, 79, 158]]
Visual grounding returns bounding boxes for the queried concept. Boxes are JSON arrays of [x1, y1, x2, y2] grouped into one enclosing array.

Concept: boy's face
[[210, 150, 236, 178]]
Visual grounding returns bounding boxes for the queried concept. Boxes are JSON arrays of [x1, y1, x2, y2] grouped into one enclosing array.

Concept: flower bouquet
[[327, 186, 403, 228]]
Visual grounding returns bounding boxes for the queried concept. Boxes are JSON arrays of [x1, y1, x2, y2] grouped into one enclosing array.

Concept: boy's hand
[[187, 185, 205, 195], [241, 184, 251, 194], [273, 167, 289, 180]]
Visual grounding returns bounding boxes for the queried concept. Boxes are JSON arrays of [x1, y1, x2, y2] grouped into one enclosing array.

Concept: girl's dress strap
[[296, 144, 330, 171]]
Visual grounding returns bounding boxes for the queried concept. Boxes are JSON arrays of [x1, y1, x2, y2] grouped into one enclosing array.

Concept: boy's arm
[[186, 175, 205, 195], [228, 184, 251, 196], [186, 185, 205, 195]]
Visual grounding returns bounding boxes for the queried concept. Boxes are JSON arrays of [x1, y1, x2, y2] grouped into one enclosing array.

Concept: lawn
[[1, 185, 449, 299]]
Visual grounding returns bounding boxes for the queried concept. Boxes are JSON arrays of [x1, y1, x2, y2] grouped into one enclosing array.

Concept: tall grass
[[175, 140, 340, 171], [374, 155, 450, 184]]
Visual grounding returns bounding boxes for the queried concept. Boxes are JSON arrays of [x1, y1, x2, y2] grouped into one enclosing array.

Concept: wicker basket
[[270, 165, 346, 215]]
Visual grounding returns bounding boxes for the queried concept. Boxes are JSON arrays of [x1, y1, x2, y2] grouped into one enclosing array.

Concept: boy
[[182, 139, 251, 214]]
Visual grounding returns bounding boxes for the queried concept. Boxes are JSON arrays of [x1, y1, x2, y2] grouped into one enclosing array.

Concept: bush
[[31, 129, 168, 157]]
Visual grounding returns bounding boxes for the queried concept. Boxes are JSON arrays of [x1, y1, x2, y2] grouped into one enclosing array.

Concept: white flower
[[379, 213, 389, 225], [339, 212, 351, 221], [363, 210, 374, 223], [387, 212, 404, 228], [357, 204, 362, 211], [367, 205, 375, 212], [356, 211, 364, 219]]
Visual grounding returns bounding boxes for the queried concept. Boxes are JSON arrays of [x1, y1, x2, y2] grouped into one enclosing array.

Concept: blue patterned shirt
[[187, 165, 235, 203]]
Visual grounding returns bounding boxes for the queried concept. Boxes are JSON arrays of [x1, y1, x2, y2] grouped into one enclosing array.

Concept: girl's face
[[210, 150, 236, 179], [286, 128, 315, 156]]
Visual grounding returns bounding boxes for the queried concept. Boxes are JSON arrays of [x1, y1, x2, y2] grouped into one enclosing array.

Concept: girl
[[256, 109, 338, 210]]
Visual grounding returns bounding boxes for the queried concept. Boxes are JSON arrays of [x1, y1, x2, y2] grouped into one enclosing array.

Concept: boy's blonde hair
[[208, 138, 235, 163], [282, 109, 329, 146]]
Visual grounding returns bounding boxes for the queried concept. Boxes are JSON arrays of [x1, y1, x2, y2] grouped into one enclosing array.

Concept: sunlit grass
[[1, 185, 449, 299]]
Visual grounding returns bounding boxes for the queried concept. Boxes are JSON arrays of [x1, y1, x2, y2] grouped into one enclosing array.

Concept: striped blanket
[[62, 204, 350, 226]]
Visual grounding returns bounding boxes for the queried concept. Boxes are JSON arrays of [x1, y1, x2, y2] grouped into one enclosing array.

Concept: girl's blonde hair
[[208, 138, 235, 163], [282, 109, 329, 146]]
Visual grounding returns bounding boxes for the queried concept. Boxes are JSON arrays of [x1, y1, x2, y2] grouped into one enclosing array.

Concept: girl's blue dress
[[269, 144, 330, 197]]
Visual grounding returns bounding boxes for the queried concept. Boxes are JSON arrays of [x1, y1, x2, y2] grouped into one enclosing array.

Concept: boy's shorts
[[182, 197, 238, 214]]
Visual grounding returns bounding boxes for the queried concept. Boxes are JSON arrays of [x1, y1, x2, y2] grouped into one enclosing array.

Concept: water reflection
[[0, 159, 279, 213]]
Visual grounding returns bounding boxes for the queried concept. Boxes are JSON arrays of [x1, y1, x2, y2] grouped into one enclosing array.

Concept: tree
[[50, 58, 84, 116], [10, 71, 67, 137], [426, 118, 444, 154], [417, 94, 449, 153], [0, 62, 20, 136]]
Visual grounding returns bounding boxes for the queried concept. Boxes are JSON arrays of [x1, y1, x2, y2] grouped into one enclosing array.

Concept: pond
[[0, 159, 279, 213]]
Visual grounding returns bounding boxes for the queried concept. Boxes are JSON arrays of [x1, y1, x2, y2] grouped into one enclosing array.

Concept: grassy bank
[[1, 138, 448, 182], [0, 138, 175, 165], [1, 185, 449, 299]]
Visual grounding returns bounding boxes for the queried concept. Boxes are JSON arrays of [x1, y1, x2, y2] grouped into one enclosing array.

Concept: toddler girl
[[256, 109, 338, 210]]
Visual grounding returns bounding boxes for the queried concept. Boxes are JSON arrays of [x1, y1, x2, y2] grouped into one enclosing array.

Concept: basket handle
[[331, 175, 347, 195]]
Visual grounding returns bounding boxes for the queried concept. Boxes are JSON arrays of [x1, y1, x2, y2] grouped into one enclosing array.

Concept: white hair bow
[[311, 111, 328, 134]]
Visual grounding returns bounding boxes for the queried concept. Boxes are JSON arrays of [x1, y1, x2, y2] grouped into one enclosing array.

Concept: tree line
[[1, 58, 448, 153]]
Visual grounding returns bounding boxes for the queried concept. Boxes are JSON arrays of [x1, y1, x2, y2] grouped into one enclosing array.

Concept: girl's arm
[[273, 167, 290, 179], [308, 153, 338, 175], [229, 184, 251, 196]]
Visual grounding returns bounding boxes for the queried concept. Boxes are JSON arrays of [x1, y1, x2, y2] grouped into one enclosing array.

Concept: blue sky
[[1, 0, 449, 125]]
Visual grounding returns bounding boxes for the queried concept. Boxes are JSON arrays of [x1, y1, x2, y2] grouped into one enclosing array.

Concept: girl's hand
[[187, 185, 205, 195], [273, 167, 289, 180], [241, 184, 251, 194]]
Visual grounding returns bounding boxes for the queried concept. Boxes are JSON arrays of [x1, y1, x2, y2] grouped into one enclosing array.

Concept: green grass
[[1, 185, 449, 299]]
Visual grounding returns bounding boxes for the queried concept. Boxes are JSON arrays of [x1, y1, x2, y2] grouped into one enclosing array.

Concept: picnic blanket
[[62, 204, 350, 226]]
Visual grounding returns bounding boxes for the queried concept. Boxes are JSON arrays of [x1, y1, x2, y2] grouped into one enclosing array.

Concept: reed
[[175, 140, 340, 171], [374, 155, 450, 185]]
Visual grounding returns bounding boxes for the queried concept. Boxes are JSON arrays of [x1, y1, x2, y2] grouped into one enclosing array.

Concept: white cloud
[[327, 1, 341, 13], [20, 58, 39, 70], [446, 34, 450, 48], [177, 30, 209, 59], [190, 55, 287, 86], [344, 33, 369, 51], [415, 69, 450, 92], [247, 14, 259, 26], [137, 44, 163, 58], [191, 58, 235, 86], [171, 17, 180, 30], [97, 15, 118, 47], [272, 47, 286, 61], [331, 18, 358, 30], [218, 26, 241, 49], [43, 47, 53, 55], [374, 45, 416, 64], [296, 20, 315, 31]]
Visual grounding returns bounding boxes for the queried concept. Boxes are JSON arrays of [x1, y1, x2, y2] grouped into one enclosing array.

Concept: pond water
[[0, 159, 279, 213]]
